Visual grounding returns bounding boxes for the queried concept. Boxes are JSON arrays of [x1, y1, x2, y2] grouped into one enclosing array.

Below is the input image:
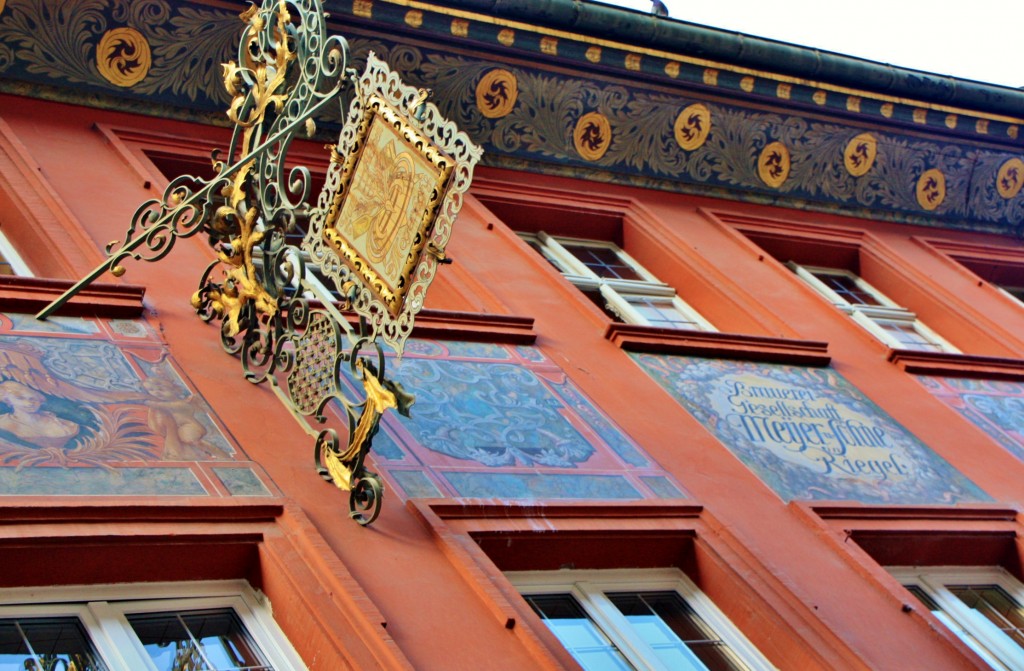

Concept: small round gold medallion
[[916, 168, 946, 211], [997, 158, 1024, 199], [574, 112, 612, 161], [96, 27, 151, 87], [674, 103, 711, 151], [843, 133, 877, 177], [758, 141, 790, 188], [475, 69, 518, 119]]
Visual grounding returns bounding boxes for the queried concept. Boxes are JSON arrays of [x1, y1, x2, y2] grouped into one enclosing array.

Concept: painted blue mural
[[916, 376, 1024, 463], [0, 312, 274, 497], [360, 341, 684, 502], [632, 354, 989, 504]]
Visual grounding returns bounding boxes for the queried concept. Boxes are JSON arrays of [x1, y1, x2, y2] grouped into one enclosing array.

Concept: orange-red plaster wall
[[3, 95, 1022, 670]]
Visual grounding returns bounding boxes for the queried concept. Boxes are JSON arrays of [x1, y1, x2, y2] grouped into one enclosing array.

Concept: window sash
[[0, 229, 31, 276], [0, 581, 305, 671], [891, 567, 1024, 671], [790, 264, 957, 353], [522, 233, 715, 332], [508, 568, 774, 671]]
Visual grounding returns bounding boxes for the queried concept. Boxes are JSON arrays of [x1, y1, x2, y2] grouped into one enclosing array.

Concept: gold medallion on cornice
[[997, 158, 1024, 199], [844, 133, 877, 177], [916, 169, 946, 210], [758, 141, 790, 188], [96, 27, 151, 87], [476, 69, 517, 119], [674, 103, 711, 151], [574, 112, 612, 161]]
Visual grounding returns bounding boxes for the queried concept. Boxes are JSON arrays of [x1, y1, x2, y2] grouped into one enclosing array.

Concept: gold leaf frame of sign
[[323, 95, 454, 319]]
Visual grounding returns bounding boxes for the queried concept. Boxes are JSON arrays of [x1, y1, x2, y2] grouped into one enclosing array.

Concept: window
[[996, 284, 1024, 305], [0, 229, 30, 276], [893, 567, 1024, 670], [790, 264, 956, 352], [508, 569, 775, 671], [0, 581, 305, 671], [521, 232, 715, 331]]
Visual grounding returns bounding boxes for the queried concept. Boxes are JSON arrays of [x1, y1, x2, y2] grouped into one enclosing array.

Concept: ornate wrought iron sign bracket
[[36, 0, 482, 525]]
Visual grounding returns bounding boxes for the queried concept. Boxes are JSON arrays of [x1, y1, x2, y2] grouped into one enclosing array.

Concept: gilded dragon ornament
[[37, 0, 482, 525]]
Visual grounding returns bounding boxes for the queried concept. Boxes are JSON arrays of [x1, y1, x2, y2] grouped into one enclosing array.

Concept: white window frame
[[0, 228, 32, 276], [790, 263, 957, 353], [891, 566, 1024, 671], [996, 284, 1024, 307], [507, 568, 775, 671], [521, 232, 715, 331], [0, 580, 307, 671]]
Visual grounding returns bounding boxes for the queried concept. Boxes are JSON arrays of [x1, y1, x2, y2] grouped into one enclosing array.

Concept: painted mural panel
[[360, 340, 684, 502], [915, 376, 1024, 463], [0, 312, 274, 497], [632, 354, 988, 504]]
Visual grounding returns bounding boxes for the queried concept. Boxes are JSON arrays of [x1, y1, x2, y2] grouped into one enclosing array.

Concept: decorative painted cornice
[[2, 0, 1023, 233], [410, 0, 1024, 119]]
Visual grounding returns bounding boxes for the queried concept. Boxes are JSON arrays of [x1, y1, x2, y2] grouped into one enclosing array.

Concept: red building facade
[[1, 0, 1024, 669]]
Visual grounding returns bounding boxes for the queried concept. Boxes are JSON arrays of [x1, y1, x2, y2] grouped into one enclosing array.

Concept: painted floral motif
[[352, 341, 680, 502], [915, 376, 1024, 464], [391, 359, 595, 467]]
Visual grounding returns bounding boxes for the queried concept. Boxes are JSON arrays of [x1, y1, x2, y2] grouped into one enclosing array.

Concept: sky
[[596, 0, 1022, 89]]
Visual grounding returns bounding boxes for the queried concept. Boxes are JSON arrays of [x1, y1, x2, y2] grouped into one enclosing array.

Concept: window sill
[[605, 323, 830, 366], [0, 276, 146, 318], [412, 309, 537, 344], [888, 349, 1024, 380]]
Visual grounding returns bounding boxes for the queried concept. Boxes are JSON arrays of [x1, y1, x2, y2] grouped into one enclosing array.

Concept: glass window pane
[[128, 609, 273, 671], [581, 289, 627, 323], [525, 595, 634, 671], [904, 585, 941, 612], [810, 272, 882, 306], [561, 244, 644, 281], [0, 617, 107, 671], [949, 585, 1024, 648], [626, 297, 702, 330], [609, 592, 749, 671], [874, 321, 944, 351], [1000, 285, 1024, 303], [525, 240, 569, 274]]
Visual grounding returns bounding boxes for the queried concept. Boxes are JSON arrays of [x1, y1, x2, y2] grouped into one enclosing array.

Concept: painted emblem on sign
[[574, 112, 612, 161], [844, 133, 877, 177], [916, 168, 946, 210], [324, 97, 453, 316], [758, 141, 790, 188], [96, 27, 151, 87], [674, 103, 711, 151], [476, 69, 518, 119], [996, 158, 1024, 199]]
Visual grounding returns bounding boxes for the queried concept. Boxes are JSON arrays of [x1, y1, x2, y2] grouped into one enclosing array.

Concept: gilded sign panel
[[633, 354, 989, 504], [324, 97, 453, 317]]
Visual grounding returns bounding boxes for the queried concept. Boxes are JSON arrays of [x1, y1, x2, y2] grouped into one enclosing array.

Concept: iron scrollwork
[[37, 0, 482, 525]]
